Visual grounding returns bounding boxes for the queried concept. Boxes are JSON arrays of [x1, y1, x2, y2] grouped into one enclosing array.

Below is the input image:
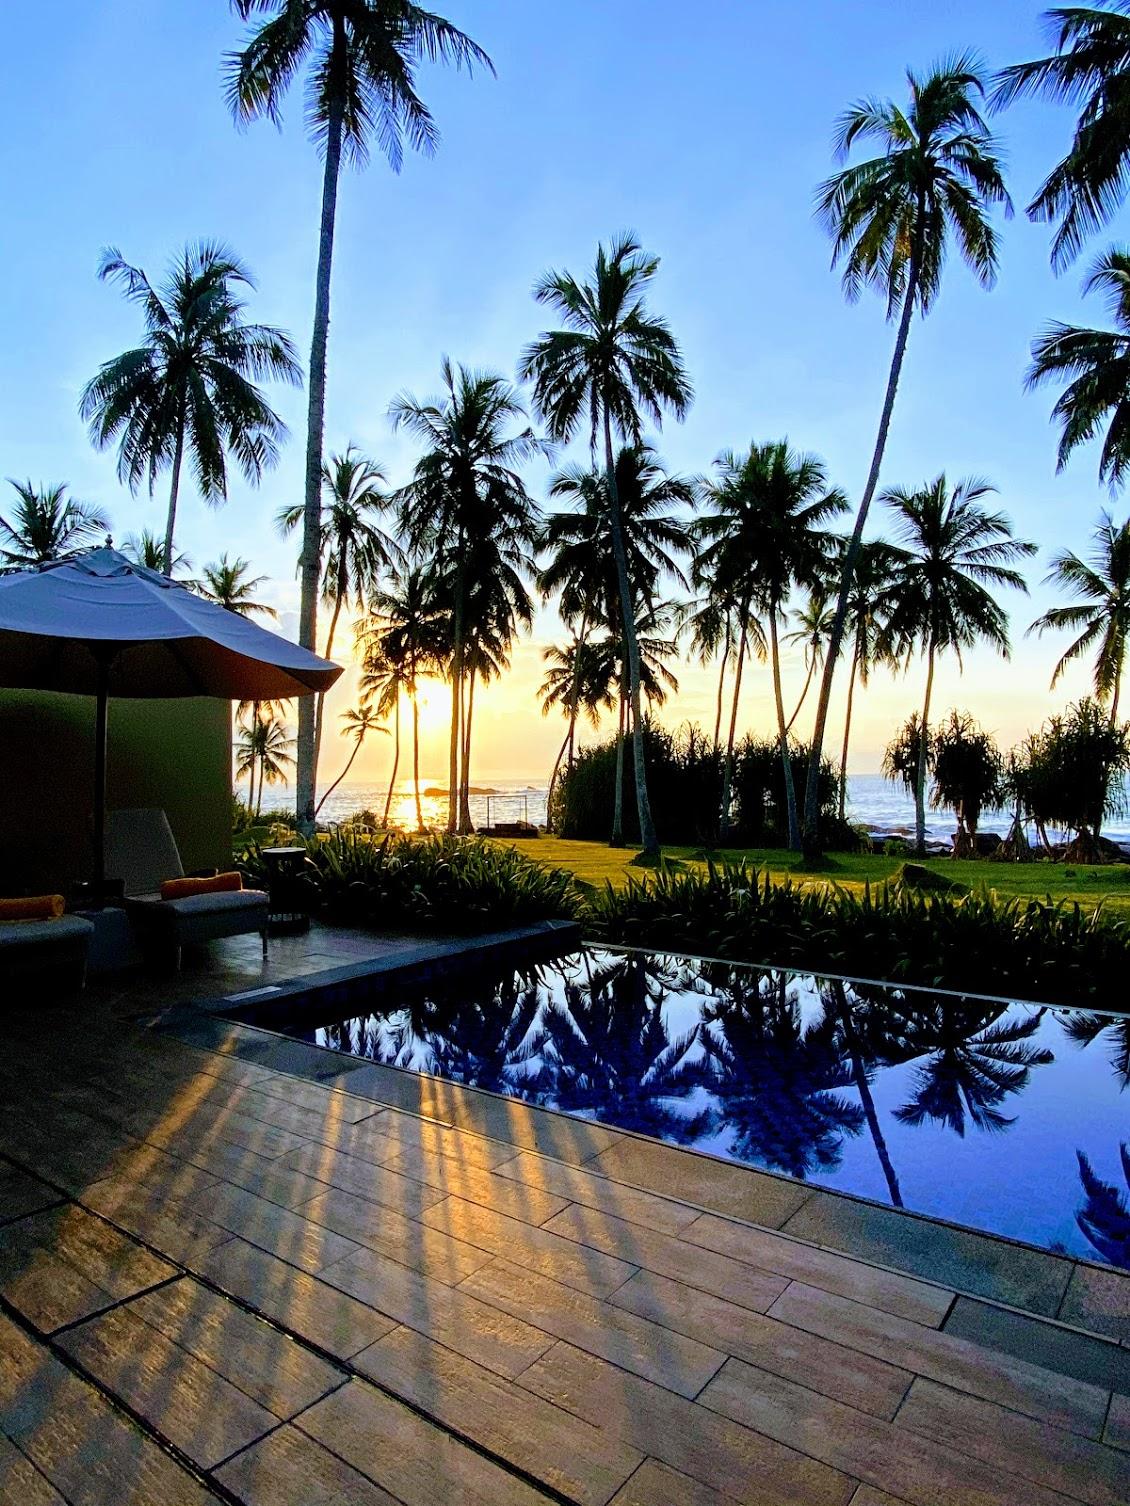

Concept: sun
[[412, 678, 451, 733]]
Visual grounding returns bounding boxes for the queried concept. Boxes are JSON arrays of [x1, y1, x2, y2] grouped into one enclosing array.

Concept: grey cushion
[[0, 916, 94, 951], [130, 889, 267, 918], [126, 888, 268, 950]]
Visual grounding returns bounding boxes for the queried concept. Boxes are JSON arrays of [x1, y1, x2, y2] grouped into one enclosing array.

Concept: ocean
[[265, 772, 1130, 845]]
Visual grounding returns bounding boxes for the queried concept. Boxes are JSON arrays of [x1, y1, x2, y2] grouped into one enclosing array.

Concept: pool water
[[283, 947, 1130, 1268]]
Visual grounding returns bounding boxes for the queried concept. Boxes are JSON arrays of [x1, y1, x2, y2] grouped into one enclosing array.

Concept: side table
[[260, 846, 314, 935]]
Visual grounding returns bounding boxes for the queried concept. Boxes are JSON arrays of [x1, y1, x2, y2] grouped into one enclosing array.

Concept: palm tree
[[200, 554, 278, 617], [279, 446, 401, 785], [360, 565, 447, 831], [697, 443, 847, 850], [80, 242, 300, 575], [122, 528, 192, 578], [882, 475, 1035, 854], [784, 586, 837, 734], [837, 540, 904, 820], [1075, 1144, 1130, 1268], [540, 445, 693, 842], [1026, 250, 1130, 487], [1029, 512, 1130, 721], [226, 2, 491, 834], [993, 3, 1130, 270], [393, 360, 543, 834], [802, 57, 1012, 854], [538, 635, 616, 819], [521, 235, 694, 860], [0, 481, 110, 570], [316, 704, 387, 817], [236, 714, 295, 816]]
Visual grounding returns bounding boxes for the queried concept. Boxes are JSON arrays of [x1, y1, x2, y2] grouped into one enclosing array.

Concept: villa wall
[[0, 690, 232, 895]]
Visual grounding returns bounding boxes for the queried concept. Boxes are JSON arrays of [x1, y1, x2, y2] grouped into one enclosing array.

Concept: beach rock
[[893, 862, 970, 896]]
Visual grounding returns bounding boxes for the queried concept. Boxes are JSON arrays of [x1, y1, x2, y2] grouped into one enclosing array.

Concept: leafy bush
[[240, 830, 583, 932], [585, 860, 1130, 1007]]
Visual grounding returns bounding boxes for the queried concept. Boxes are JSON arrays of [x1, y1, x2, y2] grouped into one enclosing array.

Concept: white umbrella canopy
[[0, 548, 342, 883]]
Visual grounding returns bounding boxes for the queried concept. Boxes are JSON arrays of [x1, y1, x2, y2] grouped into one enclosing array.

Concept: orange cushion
[[160, 872, 243, 901], [0, 894, 65, 922]]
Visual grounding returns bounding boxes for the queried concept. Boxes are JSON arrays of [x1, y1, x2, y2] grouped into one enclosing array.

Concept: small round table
[[260, 846, 313, 935]]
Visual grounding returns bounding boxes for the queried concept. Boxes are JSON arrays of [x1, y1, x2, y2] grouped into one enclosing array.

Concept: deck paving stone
[[300, 1185, 493, 1282], [943, 1294, 1130, 1394], [277, 1141, 450, 1217], [1104, 1392, 1129, 1451], [79, 1176, 235, 1266], [0, 1163, 63, 1226], [588, 1137, 813, 1226], [380, 1144, 574, 1224], [492, 1149, 705, 1234], [607, 1459, 741, 1506], [216, 1422, 403, 1505], [1060, 1264, 1130, 1345], [184, 1179, 363, 1272], [0, 1430, 68, 1504]]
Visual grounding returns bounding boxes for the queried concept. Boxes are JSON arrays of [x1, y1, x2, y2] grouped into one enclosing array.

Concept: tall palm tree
[[538, 635, 616, 819], [279, 446, 401, 784], [200, 554, 278, 617], [882, 475, 1035, 854], [0, 481, 110, 570], [993, 3, 1130, 270], [540, 445, 693, 842], [836, 539, 904, 820], [80, 242, 300, 575], [802, 57, 1012, 854], [122, 528, 192, 579], [1029, 512, 1130, 721], [521, 235, 694, 860], [316, 703, 387, 817], [784, 586, 837, 735], [697, 442, 847, 850], [1026, 249, 1130, 487], [393, 360, 543, 834], [360, 565, 447, 831], [236, 714, 295, 816], [226, 2, 491, 833]]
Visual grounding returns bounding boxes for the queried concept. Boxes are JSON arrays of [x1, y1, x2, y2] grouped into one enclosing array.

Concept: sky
[[0, 0, 1121, 789]]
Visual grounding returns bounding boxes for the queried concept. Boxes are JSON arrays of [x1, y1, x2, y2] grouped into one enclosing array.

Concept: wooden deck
[[0, 944, 1127, 1505]]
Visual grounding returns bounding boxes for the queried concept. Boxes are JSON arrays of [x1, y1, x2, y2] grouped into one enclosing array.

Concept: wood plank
[[613, 1270, 913, 1420], [0, 1163, 61, 1224], [160, 1132, 331, 1210], [895, 1376, 1129, 1506], [57, 1294, 279, 1470], [295, 1104, 515, 1172], [301, 1186, 492, 1283], [768, 1282, 1111, 1439], [0, 1312, 223, 1504], [1105, 1392, 1129, 1451], [0, 1203, 175, 1332], [423, 1196, 639, 1298], [521, 1340, 853, 1506], [459, 1259, 724, 1398], [185, 1180, 362, 1272], [849, 1491, 910, 1506], [700, 1357, 1080, 1506], [0, 1433, 68, 1505], [380, 1145, 573, 1224], [80, 1176, 234, 1265], [493, 1149, 704, 1235], [354, 1323, 643, 1506], [280, 1142, 448, 1217], [126, 1277, 342, 1417], [109, 1142, 220, 1205], [319, 1246, 554, 1378], [297, 1378, 554, 1504], [587, 1137, 812, 1227], [219, 1073, 380, 1123], [199, 1236, 399, 1359], [544, 1203, 788, 1313], [137, 1097, 311, 1161], [608, 1459, 743, 1506], [217, 1423, 402, 1505], [684, 1212, 954, 1327]]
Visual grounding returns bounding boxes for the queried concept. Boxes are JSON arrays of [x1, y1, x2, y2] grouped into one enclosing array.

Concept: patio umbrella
[[0, 548, 342, 883]]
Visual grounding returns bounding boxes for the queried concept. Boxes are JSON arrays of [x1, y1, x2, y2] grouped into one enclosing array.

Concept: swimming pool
[[278, 946, 1130, 1268]]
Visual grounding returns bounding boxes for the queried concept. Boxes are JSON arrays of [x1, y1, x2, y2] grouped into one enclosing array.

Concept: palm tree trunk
[[565, 617, 589, 768], [770, 608, 801, 851], [830, 986, 903, 1207], [458, 670, 476, 833], [611, 675, 627, 846], [915, 641, 936, 857], [162, 411, 186, 580], [313, 583, 345, 809], [295, 22, 346, 837], [801, 237, 924, 856], [381, 691, 401, 829], [603, 409, 660, 858], [546, 726, 571, 831], [785, 655, 817, 735], [447, 550, 465, 835], [713, 619, 731, 751], [315, 731, 365, 818], [838, 638, 860, 823], [720, 614, 749, 840], [413, 691, 424, 832]]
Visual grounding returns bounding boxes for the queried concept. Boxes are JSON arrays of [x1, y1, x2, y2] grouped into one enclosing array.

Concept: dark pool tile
[[943, 1294, 1130, 1392], [783, 1192, 1071, 1317], [1058, 1263, 1130, 1344]]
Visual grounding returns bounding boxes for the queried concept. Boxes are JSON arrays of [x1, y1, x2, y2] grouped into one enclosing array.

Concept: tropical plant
[[696, 442, 847, 850], [538, 635, 616, 819], [394, 360, 543, 834], [881, 475, 1034, 854], [521, 234, 694, 859], [1029, 512, 1130, 720], [836, 539, 903, 819], [1019, 696, 1130, 859], [802, 56, 1012, 854], [236, 713, 295, 815], [993, 3, 1130, 270], [784, 585, 837, 734], [122, 528, 191, 578], [1026, 249, 1130, 486], [929, 711, 1005, 856], [81, 242, 300, 574], [316, 703, 387, 817], [1075, 1143, 1130, 1267], [0, 481, 110, 570], [226, 0, 491, 831], [278, 446, 401, 782], [200, 554, 278, 617]]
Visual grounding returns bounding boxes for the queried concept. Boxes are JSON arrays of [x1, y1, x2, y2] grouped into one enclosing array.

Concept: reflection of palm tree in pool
[[699, 970, 864, 1179], [1075, 1144, 1130, 1270], [535, 953, 706, 1143], [886, 1001, 1052, 1136], [1061, 1012, 1130, 1092], [415, 969, 545, 1098], [822, 979, 905, 1207]]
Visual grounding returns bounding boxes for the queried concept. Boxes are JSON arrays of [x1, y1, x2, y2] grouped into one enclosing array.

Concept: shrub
[[585, 860, 1130, 1007]]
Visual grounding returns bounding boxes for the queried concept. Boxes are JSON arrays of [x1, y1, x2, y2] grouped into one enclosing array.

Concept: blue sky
[[0, 1, 1117, 780]]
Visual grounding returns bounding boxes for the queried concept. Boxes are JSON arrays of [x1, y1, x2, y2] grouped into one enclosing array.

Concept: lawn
[[489, 835, 1130, 917]]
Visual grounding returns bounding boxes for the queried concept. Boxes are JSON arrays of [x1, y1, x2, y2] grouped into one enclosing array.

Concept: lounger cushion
[[0, 916, 93, 950], [160, 872, 242, 901], [0, 895, 65, 921]]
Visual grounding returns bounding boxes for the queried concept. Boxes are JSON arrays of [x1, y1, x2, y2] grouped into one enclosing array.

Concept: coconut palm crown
[[0, 482, 110, 571]]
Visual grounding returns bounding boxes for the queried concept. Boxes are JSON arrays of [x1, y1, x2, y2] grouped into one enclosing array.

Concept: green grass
[[487, 835, 1130, 917]]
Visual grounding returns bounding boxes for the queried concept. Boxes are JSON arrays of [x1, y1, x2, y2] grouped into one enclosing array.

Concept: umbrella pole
[[93, 655, 110, 891]]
